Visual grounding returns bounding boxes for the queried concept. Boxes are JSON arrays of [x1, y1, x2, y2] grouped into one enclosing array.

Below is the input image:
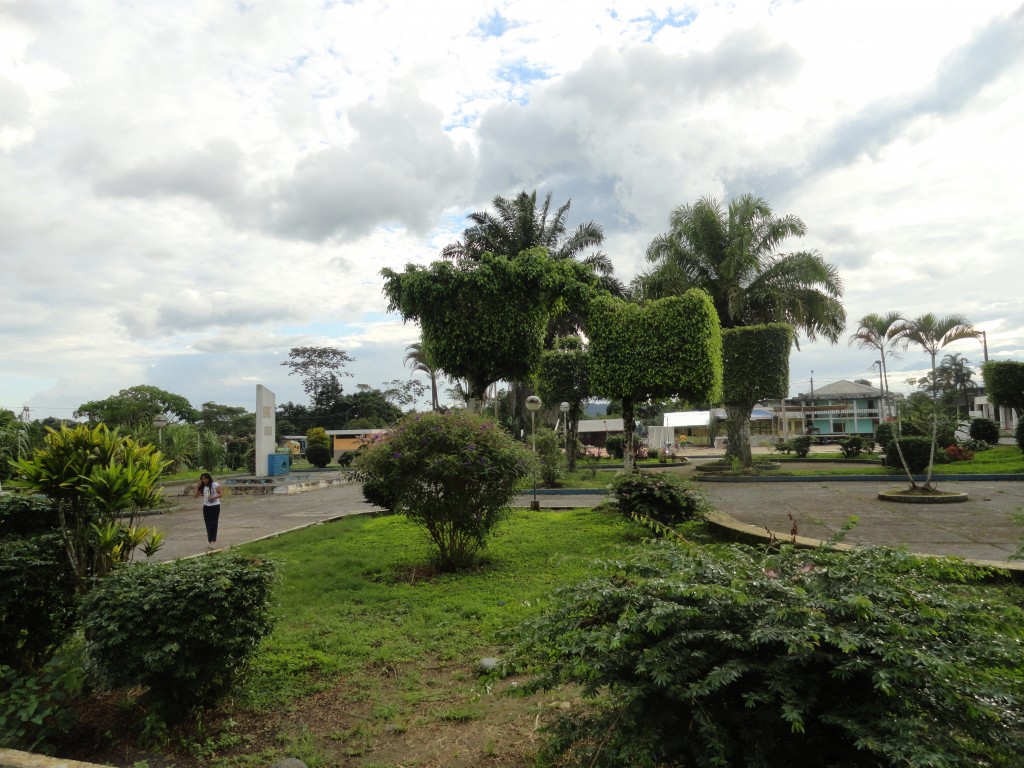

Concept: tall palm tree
[[640, 194, 846, 465], [848, 312, 903, 419], [892, 313, 980, 488], [404, 341, 440, 412], [442, 189, 623, 296]]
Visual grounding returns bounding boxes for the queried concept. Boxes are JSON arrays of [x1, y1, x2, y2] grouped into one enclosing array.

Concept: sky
[[2, 0, 1022, 420]]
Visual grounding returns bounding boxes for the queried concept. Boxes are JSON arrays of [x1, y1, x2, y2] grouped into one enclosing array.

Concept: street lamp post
[[559, 401, 570, 461], [153, 414, 168, 445], [526, 395, 542, 511]]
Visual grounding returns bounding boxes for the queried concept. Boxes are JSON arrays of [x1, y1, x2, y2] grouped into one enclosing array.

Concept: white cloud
[[2, 0, 1022, 417]]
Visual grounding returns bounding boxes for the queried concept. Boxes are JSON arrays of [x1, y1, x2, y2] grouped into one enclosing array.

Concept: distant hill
[[584, 401, 610, 417]]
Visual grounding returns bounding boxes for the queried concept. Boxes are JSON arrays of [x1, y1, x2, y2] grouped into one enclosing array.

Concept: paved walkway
[[144, 472, 1024, 569]]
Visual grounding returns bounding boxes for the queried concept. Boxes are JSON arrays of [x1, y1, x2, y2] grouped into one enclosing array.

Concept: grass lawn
[[75, 506, 665, 768], [773, 445, 1024, 477]]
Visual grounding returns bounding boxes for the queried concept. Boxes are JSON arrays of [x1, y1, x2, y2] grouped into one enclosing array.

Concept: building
[[784, 379, 901, 438]]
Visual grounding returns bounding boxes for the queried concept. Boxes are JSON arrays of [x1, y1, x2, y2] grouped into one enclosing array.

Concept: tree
[[892, 313, 980, 489], [9, 424, 167, 595], [981, 360, 1024, 419], [379, 378, 427, 412], [848, 311, 902, 419], [404, 341, 440, 411], [75, 385, 197, 433], [587, 292, 723, 471], [640, 195, 846, 466], [280, 346, 355, 409], [382, 249, 598, 412], [537, 336, 590, 472], [197, 402, 255, 439], [352, 411, 533, 570]]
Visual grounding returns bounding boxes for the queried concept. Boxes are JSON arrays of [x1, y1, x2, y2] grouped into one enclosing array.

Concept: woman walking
[[195, 473, 223, 549]]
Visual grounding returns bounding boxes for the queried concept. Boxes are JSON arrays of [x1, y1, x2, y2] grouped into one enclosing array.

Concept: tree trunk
[[465, 377, 488, 415], [621, 396, 636, 473], [724, 403, 753, 468], [566, 412, 579, 473]]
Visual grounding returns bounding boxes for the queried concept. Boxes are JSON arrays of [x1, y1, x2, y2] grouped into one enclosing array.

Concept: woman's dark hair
[[197, 473, 213, 491]]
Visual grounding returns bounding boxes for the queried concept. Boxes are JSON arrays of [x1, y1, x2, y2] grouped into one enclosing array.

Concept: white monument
[[254, 384, 276, 477]]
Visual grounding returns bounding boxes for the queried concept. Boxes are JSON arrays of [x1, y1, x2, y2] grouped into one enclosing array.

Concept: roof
[[664, 410, 714, 428], [801, 379, 883, 399], [577, 418, 624, 433]]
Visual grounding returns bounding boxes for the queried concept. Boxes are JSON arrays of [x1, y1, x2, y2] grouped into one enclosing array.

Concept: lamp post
[[152, 414, 168, 445], [526, 395, 542, 511], [559, 401, 570, 460]]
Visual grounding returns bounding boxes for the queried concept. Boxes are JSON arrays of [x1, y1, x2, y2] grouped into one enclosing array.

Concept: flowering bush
[[353, 411, 534, 570], [609, 471, 707, 525], [944, 444, 975, 462]]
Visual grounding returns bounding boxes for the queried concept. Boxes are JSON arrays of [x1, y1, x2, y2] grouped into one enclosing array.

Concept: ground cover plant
[[505, 541, 1024, 768]]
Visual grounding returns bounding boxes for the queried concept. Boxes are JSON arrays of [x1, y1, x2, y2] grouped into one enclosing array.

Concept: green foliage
[[586, 292, 723, 404], [885, 436, 934, 473], [280, 346, 355, 409], [506, 542, 1024, 768], [533, 427, 564, 487], [196, 429, 226, 473], [1016, 419, 1024, 453], [9, 424, 168, 594], [721, 324, 791, 406], [74, 384, 197, 432], [982, 360, 1024, 418], [874, 422, 895, 452], [537, 335, 591, 472], [608, 471, 707, 525], [0, 493, 60, 539], [961, 438, 993, 452], [79, 553, 276, 718], [382, 250, 598, 402], [353, 411, 533, 570], [792, 434, 812, 458], [306, 426, 330, 450], [304, 443, 332, 468], [0, 643, 86, 752], [604, 433, 624, 460], [839, 435, 864, 458], [970, 417, 1000, 445], [0, 533, 77, 674]]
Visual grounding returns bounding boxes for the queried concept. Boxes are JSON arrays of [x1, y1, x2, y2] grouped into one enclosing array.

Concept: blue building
[[791, 379, 901, 438]]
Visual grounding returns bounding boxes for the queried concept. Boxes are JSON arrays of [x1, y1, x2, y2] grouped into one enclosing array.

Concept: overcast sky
[[2, 0, 1022, 420]]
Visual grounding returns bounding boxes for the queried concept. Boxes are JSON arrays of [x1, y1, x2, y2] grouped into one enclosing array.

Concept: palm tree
[[891, 313, 980, 488], [404, 341, 440, 411], [640, 194, 846, 465], [442, 189, 623, 297]]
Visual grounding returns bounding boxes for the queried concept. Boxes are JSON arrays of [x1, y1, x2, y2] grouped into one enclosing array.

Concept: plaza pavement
[[146, 463, 1024, 571]]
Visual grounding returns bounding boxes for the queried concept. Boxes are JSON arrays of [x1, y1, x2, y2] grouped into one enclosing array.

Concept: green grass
[[235, 507, 639, 712], [773, 445, 1024, 477]]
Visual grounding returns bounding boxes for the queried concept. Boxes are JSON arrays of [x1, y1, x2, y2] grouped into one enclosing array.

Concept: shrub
[[506, 542, 1024, 768], [839, 435, 864, 458], [306, 426, 330, 450], [0, 534, 77, 674], [944, 444, 974, 462], [771, 440, 794, 455], [337, 451, 355, 467], [608, 472, 707, 526], [0, 494, 61, 539], [604, 434, 624, 460], [352, 411, 533, 570], [961, 438, 993, 452], [0, 643, 86, 752], [969, 417, 1000, 445], [304, 443, 332, 468], [79, 553, 276, 718], [533, 427, 564, 488], [792, 434, 812, 458], [1017, 419, 1024, 454], [885, 435, 934, 474]]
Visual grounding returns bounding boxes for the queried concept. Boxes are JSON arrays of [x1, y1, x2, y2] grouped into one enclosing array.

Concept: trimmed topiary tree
[[721, 324, 791, 467], [304, 443, 332, 468], [537, 336, 590, 472], [352, 411, 533, 570], [587, 292, 722, 472], [885, 435, 933, 474], [981, 360, 1024, 421], [969, 417, 999, 445], [609, 472, 707, 526]]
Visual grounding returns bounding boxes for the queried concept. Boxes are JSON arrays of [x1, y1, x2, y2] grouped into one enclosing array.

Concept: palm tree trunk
[[926, 351, 938, 489]]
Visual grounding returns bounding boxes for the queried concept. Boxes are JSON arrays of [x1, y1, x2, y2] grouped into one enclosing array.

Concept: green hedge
[[721, 324, 791, 406], [79, 553, 276, 718], [884, 436, 934, 473]]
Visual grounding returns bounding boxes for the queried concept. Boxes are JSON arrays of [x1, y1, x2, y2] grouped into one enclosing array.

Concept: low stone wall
[[0, 748, 111, 768]]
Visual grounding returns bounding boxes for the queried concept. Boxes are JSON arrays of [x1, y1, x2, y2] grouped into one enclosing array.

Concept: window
[[832, 422, 846, 433]]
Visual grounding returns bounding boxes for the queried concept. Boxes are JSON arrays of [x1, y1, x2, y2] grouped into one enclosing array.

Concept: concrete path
[[143, 473, 1024, 569]]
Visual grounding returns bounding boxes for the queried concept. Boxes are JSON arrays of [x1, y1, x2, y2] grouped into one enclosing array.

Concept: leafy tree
[[378, 379, 426, 412], [506, 542, 1024, 768], [352, 411, 533, 570], [0, 418, 32, 488], [75, 385, 197, 432], [9, 425, 167, 595], [280, 346, 355, 409], [160, 422, 198, 474], [587, 292, 722, 471], [892, 313, 980, 488], [640, 194, 845, 465], [382, 249, 598, 412], [306, 426, 330, 450], [981, 359, 1024, 419], [537, 336, 590, 472], [197, 402, 255, 439], [404, 341, 440, 411]]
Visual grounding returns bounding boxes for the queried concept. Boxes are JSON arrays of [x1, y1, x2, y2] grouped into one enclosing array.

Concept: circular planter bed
[[877, 488, 969, 504]]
